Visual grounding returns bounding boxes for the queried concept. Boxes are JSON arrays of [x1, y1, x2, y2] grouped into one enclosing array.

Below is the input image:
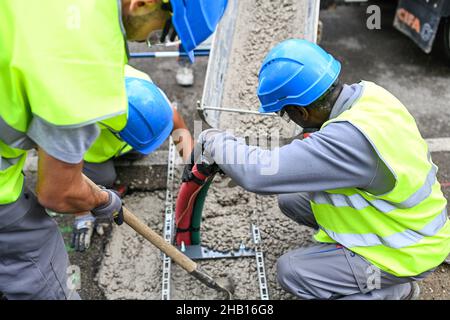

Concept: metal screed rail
[[161, 137, 176, 300]]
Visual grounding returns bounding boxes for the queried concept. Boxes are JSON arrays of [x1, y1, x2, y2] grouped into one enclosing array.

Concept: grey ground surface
[[320, 1, 450, 139], [48, 2, 450, 300]]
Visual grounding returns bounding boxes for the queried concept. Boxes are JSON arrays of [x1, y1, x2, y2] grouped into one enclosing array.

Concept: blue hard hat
[[119, 77, 174, 155], [170, 0, 228, 62], [257, 39, 341, 113]]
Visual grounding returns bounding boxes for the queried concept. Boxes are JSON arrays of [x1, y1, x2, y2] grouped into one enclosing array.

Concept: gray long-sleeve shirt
[[205, 83, 396, 196]]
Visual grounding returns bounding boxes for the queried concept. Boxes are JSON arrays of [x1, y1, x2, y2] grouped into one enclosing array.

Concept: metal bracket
[[252, 224, 269, 300], [180, 243, 255, 261], [161, 137, 176, 300]]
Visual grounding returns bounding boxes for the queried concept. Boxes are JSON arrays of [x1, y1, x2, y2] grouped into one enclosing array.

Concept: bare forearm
[[36, 148, 109, 213], [56, 175, 109, 213], [172, 108, 194, 162]]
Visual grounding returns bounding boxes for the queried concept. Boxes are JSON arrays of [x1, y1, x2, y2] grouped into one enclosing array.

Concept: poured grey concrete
[[20, 2, 450, 300]]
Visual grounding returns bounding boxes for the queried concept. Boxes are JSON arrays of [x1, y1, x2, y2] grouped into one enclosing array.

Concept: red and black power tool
[[175, 157, 220, 246]]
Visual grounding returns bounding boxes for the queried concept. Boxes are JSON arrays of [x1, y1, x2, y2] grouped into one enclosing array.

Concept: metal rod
[[130, 50, 210, 59], [199, 106, 277, 117]]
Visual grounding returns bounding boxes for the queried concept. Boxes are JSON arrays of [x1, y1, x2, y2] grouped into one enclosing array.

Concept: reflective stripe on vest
[[313, 156, 437, 214], [0, 155, 22, 171], [319, 207, 448, 249], [0, 117, 34, 150]]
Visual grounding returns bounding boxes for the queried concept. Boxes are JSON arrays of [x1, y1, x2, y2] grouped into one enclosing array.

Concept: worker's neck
[[121, 0, 132, 17], [328, 83, 362, 120]]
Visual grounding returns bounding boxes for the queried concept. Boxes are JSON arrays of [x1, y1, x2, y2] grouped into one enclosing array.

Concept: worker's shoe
[[176, 66, 195, 87], [404, 282, 421, 300]]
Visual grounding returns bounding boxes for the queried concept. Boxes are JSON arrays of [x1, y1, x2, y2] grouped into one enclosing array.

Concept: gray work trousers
[[83, 160, 116, 188], [0, 187, 80, 300], [276, 193, 432, 300], [0, 160, 116, 300]]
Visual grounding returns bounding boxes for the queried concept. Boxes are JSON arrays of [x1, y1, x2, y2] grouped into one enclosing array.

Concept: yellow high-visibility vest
[[312, 81, 450, 277], [0, 0, 128, 204]]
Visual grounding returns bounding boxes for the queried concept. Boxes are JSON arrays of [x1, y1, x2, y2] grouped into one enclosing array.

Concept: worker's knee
[[276, 253, 294, 290], [276, 252, 307, 296], [277, 194, 316, 228], [276, 251, 326, 300], [277, 194, 295, 218]]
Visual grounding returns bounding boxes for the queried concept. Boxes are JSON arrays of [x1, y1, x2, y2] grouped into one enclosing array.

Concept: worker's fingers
[[71, 229, 92, 252], [84, 227, 94, 250], [95, 223, 105, 236], [78, 232, 86, 252], [71, 231, 78, 250]]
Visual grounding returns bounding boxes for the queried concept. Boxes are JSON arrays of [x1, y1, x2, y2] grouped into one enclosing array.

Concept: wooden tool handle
[[122, 207, 197, 273], [83, 174, 197, 273]]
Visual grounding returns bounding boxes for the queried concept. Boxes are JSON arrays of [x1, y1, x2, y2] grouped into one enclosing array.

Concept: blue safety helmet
[[257, 39, 341, 113], [119, 77, 174, 155], [169, 0, 228, 62]]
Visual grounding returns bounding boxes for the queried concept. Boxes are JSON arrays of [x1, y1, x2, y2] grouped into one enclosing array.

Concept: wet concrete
[[47, 2, 450, 300], [98, 0, 314, 300]]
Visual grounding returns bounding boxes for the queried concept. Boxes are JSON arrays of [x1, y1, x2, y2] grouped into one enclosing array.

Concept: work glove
[[91, 188, 124, 226], [71, 213, 109, 252], [196, 128, 224, 163], [183, 129, 224, 183]]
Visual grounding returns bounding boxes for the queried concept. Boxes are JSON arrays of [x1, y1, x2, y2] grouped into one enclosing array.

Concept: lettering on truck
[[397, 8, 421, 34]]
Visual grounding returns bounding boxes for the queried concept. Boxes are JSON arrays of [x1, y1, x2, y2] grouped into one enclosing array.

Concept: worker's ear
[[129, 0, 159, 14], [298, 107, 309, 121]]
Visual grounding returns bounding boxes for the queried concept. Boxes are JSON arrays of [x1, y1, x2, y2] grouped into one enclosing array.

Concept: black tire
[[433, 17, 450, 62]]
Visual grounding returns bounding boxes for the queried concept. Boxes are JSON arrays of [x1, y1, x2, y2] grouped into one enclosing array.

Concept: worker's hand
[[195, 128, 224, 165], [197, 128, 224, 149], [71, 213, 109, 252], [91, 189, 124, 226], [181, 129, 225, 183]]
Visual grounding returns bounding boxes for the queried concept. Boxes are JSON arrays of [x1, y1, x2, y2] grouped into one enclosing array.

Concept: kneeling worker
[[71, 66, 194, 252], [194, 39, 450, 299]]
